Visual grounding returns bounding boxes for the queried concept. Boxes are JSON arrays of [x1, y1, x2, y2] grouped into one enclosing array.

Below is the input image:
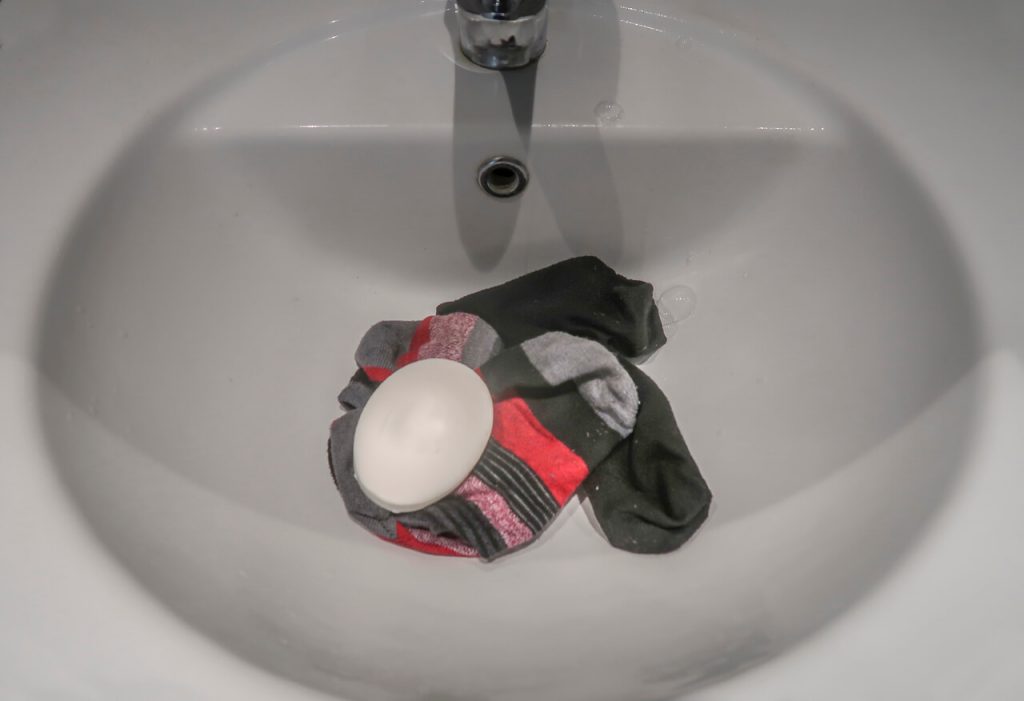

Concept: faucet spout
[[455, 0, 548, 69]]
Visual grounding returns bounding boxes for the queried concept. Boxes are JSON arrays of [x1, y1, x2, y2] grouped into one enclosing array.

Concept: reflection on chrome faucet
[[455, 0, 548, 69]]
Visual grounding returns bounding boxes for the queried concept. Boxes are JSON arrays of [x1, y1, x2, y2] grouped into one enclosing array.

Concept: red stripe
[[491, 397, 589, 505], [397, 317, 434, 368], [390, 524, 473, 557], [363, 366, 393, 383]]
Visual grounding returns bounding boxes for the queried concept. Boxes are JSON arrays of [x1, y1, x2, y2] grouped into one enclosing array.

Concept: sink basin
[[30, 2, 985, 700]]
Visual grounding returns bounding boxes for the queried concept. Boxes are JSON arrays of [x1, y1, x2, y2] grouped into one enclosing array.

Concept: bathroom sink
[[5, 1, 1022, 700]]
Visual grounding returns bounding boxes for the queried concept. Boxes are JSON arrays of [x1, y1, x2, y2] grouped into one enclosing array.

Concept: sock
[[436, 257, 712, 554], [437, 255, 666, 360], [337, 312, 503, 411], [586, 363, 711, 553], [329, 315, 639, 561]]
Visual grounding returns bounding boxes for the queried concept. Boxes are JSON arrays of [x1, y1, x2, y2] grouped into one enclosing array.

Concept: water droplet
[[595, 100, 624, 126], [658, 285, 698, 337], [675, 36, 693, 50]]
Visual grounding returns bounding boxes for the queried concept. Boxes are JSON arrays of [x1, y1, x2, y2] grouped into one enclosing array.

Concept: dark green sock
[[438, 256, 711, 554]]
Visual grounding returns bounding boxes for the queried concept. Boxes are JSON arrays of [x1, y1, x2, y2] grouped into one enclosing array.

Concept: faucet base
[[456, 7, 548, 70]]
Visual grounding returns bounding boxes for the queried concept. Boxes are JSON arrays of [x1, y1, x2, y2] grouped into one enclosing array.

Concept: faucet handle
[[455, 0, 548, 69]]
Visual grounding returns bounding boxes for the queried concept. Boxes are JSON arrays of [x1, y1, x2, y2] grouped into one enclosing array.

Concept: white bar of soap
[[354, 358, 494, 513]]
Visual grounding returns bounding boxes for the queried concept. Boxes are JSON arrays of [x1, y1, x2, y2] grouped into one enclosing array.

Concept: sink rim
[[26, 2, 989, 699], [2, 0, 1022, 700]]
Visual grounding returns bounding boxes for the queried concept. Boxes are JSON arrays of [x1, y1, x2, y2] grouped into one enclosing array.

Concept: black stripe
[[404, 502, 481, 554], [476, 449, 551, 523], [475, 457, 546, 532], [452, 498, 508, 556], [475, 465, 545, 532], [403, 502, 453, 535], [477, 444, 557, 525], [429, 498, 506, 558], [489, 440, 559, 514]]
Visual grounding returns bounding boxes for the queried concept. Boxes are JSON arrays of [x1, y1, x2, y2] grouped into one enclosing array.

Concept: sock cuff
[[352, 314, 501, 375], [338, 313, 502, 410]]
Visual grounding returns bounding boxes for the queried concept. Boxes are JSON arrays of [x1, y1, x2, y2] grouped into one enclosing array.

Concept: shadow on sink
[[444, 0, 625, 269], [192, 0, 802, 280]]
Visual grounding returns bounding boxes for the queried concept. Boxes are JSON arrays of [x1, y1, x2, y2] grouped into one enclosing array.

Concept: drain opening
[[478, 157, 529, 198]]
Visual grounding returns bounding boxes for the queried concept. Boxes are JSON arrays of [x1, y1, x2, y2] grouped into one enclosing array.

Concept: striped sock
[[329, 315, 639, 560], [337, 312, 502, 410]]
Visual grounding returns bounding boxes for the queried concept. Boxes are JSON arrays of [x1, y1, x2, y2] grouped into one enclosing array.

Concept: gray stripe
[[328, 411, 397, 539], [520, 332, 639, 437], [485, 441, 559, 517], [475, 456, 547, 532], [337, 379, 373, 411], [354, 320, 419, 369], [460, 318, 503, 368]]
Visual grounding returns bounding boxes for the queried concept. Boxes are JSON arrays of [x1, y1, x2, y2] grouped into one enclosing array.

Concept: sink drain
[[478, 156, 529, 199]]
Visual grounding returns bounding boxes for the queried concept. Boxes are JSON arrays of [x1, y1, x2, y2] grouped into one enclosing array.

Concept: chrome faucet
[[455, 0, 548, 70]]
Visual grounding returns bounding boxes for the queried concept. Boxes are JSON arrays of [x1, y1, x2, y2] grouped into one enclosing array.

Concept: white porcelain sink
[[4, 1, 1023, 700]]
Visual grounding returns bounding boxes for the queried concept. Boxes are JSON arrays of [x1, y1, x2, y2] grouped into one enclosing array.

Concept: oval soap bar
[[354, 358, 493, 513]]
